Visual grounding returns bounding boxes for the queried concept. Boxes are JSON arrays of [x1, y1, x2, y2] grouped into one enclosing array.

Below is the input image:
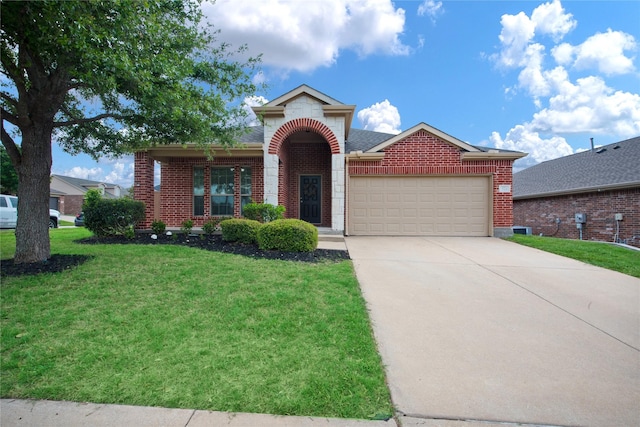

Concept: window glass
[[211, 167, 234, 216], [0, 198, 6, 208], [9, 197, 17, 208], [240, 167, 252, 213], [193, 167, 204, 216]]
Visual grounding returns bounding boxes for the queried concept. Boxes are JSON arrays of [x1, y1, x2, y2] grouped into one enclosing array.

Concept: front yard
[[0, 229, 393, 420]]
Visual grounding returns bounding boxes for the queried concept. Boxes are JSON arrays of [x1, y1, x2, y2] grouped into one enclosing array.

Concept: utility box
[[575, 213, 586, 223], [615, 213, 623, 221]]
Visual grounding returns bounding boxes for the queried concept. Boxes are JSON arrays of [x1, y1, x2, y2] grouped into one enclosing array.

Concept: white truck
[[0, 194, 61, 229]]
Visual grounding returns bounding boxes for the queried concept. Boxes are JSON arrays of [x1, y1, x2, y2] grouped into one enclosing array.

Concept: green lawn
[[0, 229, 393, 419], [506, 235, 640, 278]]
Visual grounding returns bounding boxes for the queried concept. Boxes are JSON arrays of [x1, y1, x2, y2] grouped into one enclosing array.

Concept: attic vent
[[613, 145, 620, 149], [596, 147, 606, 154]]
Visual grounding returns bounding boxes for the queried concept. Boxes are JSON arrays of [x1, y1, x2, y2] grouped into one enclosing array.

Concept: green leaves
[[2, 0, 263, 155]]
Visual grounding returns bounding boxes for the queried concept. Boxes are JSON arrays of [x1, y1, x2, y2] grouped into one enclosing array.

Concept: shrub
[[151, 219, 166, 234], [243, 202, 286, 223], [202, 218, 220, 235], [220, 218, 262, 244], [180, 219, 194, 235], [83, 196, 145, 237], [257, 219, 318, 252]]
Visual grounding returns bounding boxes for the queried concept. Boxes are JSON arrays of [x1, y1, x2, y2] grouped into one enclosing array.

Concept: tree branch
[[53, 112, 126, 128], [0, 105, 19, 126], [1, 121, 21, 167]]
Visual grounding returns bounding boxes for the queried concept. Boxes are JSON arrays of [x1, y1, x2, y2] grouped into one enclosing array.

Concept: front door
[[300, 175, 321, 224]]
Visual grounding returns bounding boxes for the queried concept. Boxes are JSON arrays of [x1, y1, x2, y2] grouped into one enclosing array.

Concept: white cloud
[[103, 160, 135, 187], [489, 0, 639, 169], [489, 125, 574, 170], [417, 0, 443, 22], [357, 99, 401, 134], [241, 95, 269, 126], [530, 0, 576, 41], [531, 76, 640, 136], [202, 0, 408, 73], [64, 166, 104, 181], [552, 29, 637, 75]]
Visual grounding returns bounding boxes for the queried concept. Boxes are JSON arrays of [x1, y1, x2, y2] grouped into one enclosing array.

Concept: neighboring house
[[50, 175, 124, 215], [513, 136, 640, 248], [134, 85, 525, 237]]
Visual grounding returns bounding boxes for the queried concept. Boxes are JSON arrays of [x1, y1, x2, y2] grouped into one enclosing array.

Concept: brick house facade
[[513, 137, 640, 248], [134, 85, 525, 236]]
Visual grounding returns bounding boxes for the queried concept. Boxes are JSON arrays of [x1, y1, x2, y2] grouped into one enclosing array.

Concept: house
[[513, 136, 640, 247], [134, 85, 525, 237], [50, 175, 124, 215]]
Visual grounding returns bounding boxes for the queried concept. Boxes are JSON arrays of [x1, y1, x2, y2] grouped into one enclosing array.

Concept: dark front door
[[300, 175, 321, 224]]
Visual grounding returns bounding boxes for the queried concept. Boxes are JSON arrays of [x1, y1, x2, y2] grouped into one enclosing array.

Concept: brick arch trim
[[268, 118, 341, 155]]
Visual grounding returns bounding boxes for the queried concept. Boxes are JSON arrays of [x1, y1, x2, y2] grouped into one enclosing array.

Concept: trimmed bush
[[243, 202, 285, 223], [257, 219, 318, 252], [84, 196, 145, 237], [180, 219, 194, 235], [202, 218, 220, 235], [151, 219, 166, 234], [220, 218, 262, 244]]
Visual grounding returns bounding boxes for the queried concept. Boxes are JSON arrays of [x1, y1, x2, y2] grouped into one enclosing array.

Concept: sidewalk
[[0, 399, 396, 427]]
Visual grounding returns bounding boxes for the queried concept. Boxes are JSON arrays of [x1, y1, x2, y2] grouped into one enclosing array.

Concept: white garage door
[[348, 176, 491, 236]]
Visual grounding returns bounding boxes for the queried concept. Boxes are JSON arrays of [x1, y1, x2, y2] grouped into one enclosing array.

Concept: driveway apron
[[346, 236, 640, 427]]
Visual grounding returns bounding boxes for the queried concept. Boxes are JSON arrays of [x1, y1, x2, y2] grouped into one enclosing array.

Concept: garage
[[348, 176, 491, 236]]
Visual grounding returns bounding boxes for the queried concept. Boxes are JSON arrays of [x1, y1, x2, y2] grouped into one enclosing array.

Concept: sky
[[51, 0, 640, 187]]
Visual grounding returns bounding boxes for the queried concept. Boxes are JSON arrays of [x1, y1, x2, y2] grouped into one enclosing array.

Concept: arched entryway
[[277, 130, 333, 226]]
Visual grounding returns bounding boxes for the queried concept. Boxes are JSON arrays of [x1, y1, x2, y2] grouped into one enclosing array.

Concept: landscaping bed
[[1, 232, 349, 277]]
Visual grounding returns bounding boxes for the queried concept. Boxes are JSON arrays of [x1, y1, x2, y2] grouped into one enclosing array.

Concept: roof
[[52, 175, 121, 190], [513, 136, 640, 199]]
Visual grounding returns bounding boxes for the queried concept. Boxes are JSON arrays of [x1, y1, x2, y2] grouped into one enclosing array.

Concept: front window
[[211, 167, 234, 216], [240, 167, 252, 214], [193, 167, 204, 216]]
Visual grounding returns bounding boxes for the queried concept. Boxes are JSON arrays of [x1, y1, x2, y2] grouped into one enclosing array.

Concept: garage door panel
[[349, 176, 490, 236]]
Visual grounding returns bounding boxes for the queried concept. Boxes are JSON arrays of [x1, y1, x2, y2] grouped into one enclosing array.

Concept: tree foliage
[[1, 0, 262, 263], [0, 145, 19, 194]]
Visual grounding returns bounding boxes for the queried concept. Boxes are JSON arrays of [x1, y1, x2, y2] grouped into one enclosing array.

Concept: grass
[[58, 220, 74, 226], [0, 229, 393, 419], [506, 235, 640, 278]]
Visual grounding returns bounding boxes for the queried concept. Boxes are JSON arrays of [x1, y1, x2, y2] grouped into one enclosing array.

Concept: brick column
[[134, 151, 155, 229]]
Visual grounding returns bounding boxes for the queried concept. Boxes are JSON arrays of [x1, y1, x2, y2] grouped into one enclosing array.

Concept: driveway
[[346, 236, 640, 427]]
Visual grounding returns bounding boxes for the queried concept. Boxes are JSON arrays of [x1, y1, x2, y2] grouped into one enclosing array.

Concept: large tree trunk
[[14, 123, 53, 264]]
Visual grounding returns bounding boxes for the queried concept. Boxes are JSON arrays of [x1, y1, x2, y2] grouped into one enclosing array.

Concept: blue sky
[[51, 0, 640, 187]]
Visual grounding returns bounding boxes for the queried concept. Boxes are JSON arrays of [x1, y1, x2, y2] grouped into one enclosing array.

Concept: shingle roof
[[513, 136, 640, 199], [53, 175, 120, 189], [237, 126, 516, 154]]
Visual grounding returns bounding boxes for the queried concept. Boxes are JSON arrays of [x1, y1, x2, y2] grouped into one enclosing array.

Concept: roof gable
[[513, 136, 640, 199], [365, 122, 480, 153], [264, 84, 344, 107]]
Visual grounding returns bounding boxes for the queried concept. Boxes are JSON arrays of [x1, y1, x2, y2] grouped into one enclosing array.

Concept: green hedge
[[242, 203, 285, 223], [257, 219, 318, 252], [84, 197, 145, 237], [220, 218, 262, 244]]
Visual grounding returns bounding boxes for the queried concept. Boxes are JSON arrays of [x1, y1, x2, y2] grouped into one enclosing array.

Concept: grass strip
[[0, 229, 393, 419], [506, 235, 640, 278]]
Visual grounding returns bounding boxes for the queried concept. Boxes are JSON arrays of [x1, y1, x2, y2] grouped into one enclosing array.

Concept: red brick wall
[[134, 151, 155, 228], [158, 157, 264, 227], [59, 195, 84, 216], [348, 130, 516, 229], [514, 188, 640, 248]]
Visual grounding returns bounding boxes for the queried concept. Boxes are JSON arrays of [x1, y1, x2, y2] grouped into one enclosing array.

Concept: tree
[[0, 145, 19, 194], [1, 0, 261, 263]]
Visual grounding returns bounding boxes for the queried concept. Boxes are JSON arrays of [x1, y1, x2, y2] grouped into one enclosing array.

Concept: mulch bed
[[2, 233, 349, 277]]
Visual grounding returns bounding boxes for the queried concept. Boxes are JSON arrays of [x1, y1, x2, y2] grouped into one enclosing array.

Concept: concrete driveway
[[346, 237, 640, 427]]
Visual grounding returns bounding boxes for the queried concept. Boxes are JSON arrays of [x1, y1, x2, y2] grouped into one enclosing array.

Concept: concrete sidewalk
[[347, 236, 640, 427], [0, 399, 396, 427]]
